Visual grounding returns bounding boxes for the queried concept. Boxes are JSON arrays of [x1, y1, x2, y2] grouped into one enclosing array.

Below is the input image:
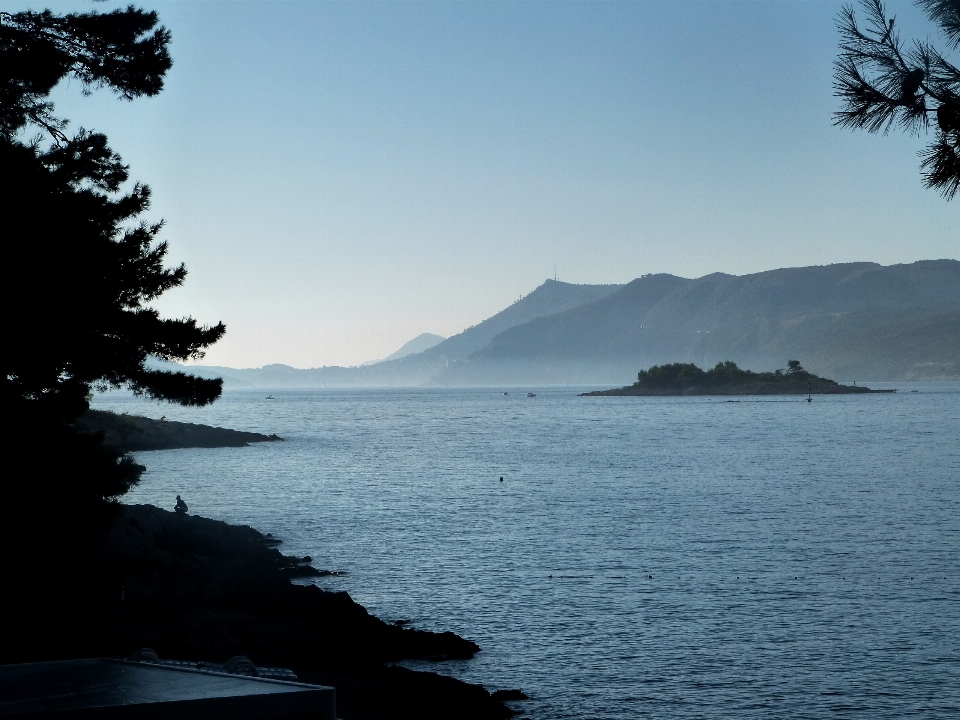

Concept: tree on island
[[1, 7, 224, 520], [580, 360, 892, 396], [630, 360, 818, 391], [834, 0, 960, 198]]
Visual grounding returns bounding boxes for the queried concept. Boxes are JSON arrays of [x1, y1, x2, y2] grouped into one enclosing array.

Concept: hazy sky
[[38, 0, 957, 368]]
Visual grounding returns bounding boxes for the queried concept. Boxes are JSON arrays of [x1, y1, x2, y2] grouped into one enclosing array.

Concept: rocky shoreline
[[3, 504, 521, 719], [74, 410, 283, 451], [17, 414, 526, 717]]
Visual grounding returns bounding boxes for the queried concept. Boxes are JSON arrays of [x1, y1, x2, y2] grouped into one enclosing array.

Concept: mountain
[[156, 261, 958, 387], [416, 280, 623, 364], [378, 333, 446, 363], [437, 260, 960, 384], [166, 280, 622, 387]]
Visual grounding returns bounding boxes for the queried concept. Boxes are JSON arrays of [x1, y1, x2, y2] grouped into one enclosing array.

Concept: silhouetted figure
[[174, 495, 188, 515]]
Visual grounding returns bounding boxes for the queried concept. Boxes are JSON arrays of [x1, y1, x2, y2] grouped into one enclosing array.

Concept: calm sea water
[[95, 384, 960, 719]]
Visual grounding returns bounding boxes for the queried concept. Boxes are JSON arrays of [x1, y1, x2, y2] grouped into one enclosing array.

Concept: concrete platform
[[0, 658, 335, 719]]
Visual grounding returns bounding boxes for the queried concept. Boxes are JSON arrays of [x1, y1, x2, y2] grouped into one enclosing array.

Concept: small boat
[[503, 392, 509, 395], [265, 395, 275, 400], [527, 392, 536, 398]]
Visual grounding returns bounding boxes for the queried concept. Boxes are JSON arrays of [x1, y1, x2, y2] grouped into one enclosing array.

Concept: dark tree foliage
[[834, 0, 960, 198], [634, 361, 812, 390], [1, 7, 225, 510], [636, 362, 706, 387]]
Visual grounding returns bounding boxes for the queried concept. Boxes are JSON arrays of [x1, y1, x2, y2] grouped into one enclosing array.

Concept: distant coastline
[[581, 361, 895, 397]]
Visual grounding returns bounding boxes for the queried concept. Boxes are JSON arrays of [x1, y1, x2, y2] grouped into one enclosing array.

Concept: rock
[[73, 410, 284, 451], [3, 503, 511, 719], [491, 689, 529, 701]]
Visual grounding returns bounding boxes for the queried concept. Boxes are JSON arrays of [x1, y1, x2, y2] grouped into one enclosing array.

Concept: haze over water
[[100, 385, 960, 719]]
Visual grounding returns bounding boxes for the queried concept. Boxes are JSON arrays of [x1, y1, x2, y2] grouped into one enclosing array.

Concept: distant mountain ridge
[[362, 333, 446, 365], [162, 279, 622, 387], [417, 280, 623, 363], [381, 333, 446, 362], [165, 261, 959, 387], [448, 260, 960, 383]]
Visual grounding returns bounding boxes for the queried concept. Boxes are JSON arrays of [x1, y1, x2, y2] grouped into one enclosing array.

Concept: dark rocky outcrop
[[74, 410, 283, 451], [1, 504, 514, 719]]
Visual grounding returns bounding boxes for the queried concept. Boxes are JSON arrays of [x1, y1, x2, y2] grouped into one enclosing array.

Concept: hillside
[[437, 260, 960, 384], [168, 280, 622, 387], [417, 279, 623, 363], [157, 261, 958, 387], [379, 333, 446, 362]]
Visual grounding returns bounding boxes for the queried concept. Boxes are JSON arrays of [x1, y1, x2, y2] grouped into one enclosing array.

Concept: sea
[[93, 383, 960, 719]]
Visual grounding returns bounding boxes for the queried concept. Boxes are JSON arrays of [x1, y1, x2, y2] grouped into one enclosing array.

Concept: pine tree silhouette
[[834, 0, 960, 199], [1, 7, 224, 519]]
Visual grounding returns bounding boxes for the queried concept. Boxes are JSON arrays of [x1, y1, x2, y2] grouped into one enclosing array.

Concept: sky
[[32, 0, 959, 368]]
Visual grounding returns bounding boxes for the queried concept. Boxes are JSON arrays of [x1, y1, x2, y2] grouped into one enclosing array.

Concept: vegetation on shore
[[582, 360, 893, 396]]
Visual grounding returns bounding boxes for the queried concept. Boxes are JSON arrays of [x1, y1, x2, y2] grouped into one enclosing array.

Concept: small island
[[581, 360, 894, 396]]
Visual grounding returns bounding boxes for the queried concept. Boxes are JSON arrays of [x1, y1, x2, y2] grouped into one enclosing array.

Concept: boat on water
[[527, 392, 536, 398], [503, 392, 509, 395], [265, 395, 275, 400]]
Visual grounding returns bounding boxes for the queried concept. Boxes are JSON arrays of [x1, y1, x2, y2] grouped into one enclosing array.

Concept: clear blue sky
[[37, 0, 958, 367]]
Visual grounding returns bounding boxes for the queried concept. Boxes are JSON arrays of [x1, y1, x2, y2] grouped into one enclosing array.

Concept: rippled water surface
[[97, 384, 960, 719]]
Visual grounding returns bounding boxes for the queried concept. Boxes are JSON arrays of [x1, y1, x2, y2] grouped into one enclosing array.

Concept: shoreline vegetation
[[582, 360, 895, 397], [74, 410, 283, 451]]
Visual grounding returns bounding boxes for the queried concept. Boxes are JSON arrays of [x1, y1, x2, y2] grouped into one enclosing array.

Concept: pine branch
[[920, 131, 960, 197], [836, 1, 960, 197], [916, 0, 960, 49]]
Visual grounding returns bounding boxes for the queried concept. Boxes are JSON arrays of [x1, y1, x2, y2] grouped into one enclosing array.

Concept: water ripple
[[102, 384, 960, 719]]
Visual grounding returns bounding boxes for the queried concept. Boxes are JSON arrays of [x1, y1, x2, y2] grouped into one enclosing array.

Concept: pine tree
[[834, 0, 960, 199], [1, 7, 225, 508]]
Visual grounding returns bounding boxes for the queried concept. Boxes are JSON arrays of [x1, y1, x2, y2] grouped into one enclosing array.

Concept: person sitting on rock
[[174, 495, 188, 515]]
